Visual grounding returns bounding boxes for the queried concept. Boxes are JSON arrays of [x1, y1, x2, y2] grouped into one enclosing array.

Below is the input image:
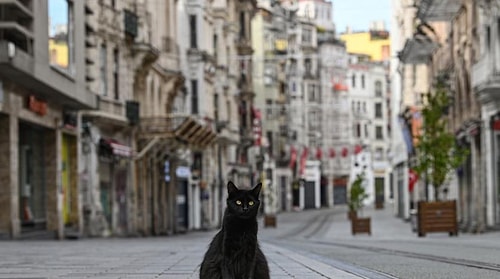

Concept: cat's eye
[[248, 201, 254, 206], [236, 200, 242, 205]]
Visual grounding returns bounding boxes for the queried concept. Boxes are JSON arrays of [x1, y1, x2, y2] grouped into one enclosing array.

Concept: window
[[308, 84, 317, 102], [267, 131, 273, 155], [361, 75, 365, 89], [100, 44, 107, 96], [356, 123, 361, 138], [364, 124, 369, 138], [191, 80, 198, 114], [239, 12, 246, 39], [375, 148, 384, 160], [189, 15, 197, 48], [302, 28, 312, 43], [375, 103, 382, 118], [214, 93, 219, 121], [304, 58, 312, 75], [266, 99, 273, 120], [375, 81, 382, 96], [376, 126, 383, 139], [113, 48, 119, 100], [352, 74, 356, 87], [213, 34, 218, 61], [48, 0, 74, 72]]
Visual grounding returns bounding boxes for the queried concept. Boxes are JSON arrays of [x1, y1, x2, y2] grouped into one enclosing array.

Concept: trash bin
[[410, 209, 418, 232]]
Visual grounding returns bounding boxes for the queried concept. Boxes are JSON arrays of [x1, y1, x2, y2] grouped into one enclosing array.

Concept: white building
[[348, 54, 391, 207]]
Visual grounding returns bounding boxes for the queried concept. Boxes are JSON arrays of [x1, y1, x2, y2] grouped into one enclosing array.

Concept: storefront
[[18, 122, 50, 232]]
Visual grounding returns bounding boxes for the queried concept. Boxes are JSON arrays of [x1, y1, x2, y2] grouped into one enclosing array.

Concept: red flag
[[299, 147, 308, 175], [329, 148, 336, 158], [316, 147, 322, 159], [354, 144, 362, 155], [289, 146, 297, 169], [409, 169, 419, 192], [341, 147, 348, 157]]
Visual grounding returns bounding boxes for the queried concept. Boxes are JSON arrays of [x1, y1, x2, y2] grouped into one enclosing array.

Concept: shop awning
[[99, 138, 132, 158], [138, 114, 218, 149]]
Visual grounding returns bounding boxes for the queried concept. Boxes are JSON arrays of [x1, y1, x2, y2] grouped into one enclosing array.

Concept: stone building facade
[[0, 0, 95, 239]]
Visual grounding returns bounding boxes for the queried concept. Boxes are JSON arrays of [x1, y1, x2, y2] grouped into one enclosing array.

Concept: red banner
[[329, 148, 336, 158], [409, 169, 418, 192], [299, 147, 308, 176], [289, 146, 297, 169], [316, 147, 322, 159]]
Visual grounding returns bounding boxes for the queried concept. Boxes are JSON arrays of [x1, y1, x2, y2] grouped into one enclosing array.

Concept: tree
[[413, 81, 469, 201], [348, 172, 368, 213]]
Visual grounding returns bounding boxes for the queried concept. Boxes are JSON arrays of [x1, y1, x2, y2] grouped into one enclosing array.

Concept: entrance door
[[62, 134, 77, 227], [333, 177, 347, 205], [115, 169, 127, 233], [375, 177, 385, 204], [177, 179, 189, 231], [304, 181, 316, 209], [280, 176, 287, 211], [292, 181, 300, 207], [19, 123, 47, 230]]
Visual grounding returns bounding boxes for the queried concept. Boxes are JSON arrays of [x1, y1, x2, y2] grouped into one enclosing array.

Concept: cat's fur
[[199, 181, 270, 279]]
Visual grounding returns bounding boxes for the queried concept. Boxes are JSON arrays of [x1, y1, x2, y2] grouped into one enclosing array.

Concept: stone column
[[46, 127, 63, 239], [0, 114, 19, 238]]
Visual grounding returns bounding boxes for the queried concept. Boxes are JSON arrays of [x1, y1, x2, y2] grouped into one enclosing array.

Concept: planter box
[[351, 217, 371, 235], [417, 200, 458, 237], [264, 215, 277, 228]]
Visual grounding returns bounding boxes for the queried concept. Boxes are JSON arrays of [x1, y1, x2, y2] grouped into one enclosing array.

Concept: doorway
[[19, 122, 47, 231]]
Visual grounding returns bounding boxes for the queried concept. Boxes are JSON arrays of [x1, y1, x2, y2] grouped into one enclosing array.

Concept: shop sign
[[28, 95, 47, 116], [176, 166, 191, 178]]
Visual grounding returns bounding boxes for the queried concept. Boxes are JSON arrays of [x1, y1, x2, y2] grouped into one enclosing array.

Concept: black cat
[[200, 181, 270, 279]]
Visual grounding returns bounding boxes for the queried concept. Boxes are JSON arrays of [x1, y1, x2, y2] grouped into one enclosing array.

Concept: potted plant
[[413, 81, 469, 237], [348, 173, 367, 218], [348, 173, 371, 235]]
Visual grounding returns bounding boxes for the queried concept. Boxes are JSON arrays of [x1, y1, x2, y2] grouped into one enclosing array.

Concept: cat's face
[[226, 181, 261, 219]]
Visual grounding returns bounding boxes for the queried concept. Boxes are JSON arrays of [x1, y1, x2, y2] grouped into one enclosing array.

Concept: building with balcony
[[472, 0, 500, 229], [251, 1, 293, 214], [398, 0, 492, 232], [347, 54, 391, 207], [0, 0, 96, 239], [318, 37, 350, 207], [80, 0, 166, 237]]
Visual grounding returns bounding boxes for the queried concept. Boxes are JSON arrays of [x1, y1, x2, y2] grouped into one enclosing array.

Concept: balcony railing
[[472, 54, 500, 100], [97, 96, 126, 119]]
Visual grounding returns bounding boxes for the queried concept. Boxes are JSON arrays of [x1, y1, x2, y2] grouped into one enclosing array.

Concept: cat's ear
[[227, 181, 238, 194], [251, 183, 262, 198]]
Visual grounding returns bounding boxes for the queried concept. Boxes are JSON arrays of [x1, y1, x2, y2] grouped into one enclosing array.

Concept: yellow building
[[340, 30, 390, 62], [49, 39, 69, 68]]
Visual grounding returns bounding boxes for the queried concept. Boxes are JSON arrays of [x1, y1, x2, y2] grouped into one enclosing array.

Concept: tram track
[[306, 240, 500, 273], [266, 208, 500, 277]]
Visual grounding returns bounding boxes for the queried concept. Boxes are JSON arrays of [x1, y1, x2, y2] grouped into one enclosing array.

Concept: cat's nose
[[243, 206, 249, 212]]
